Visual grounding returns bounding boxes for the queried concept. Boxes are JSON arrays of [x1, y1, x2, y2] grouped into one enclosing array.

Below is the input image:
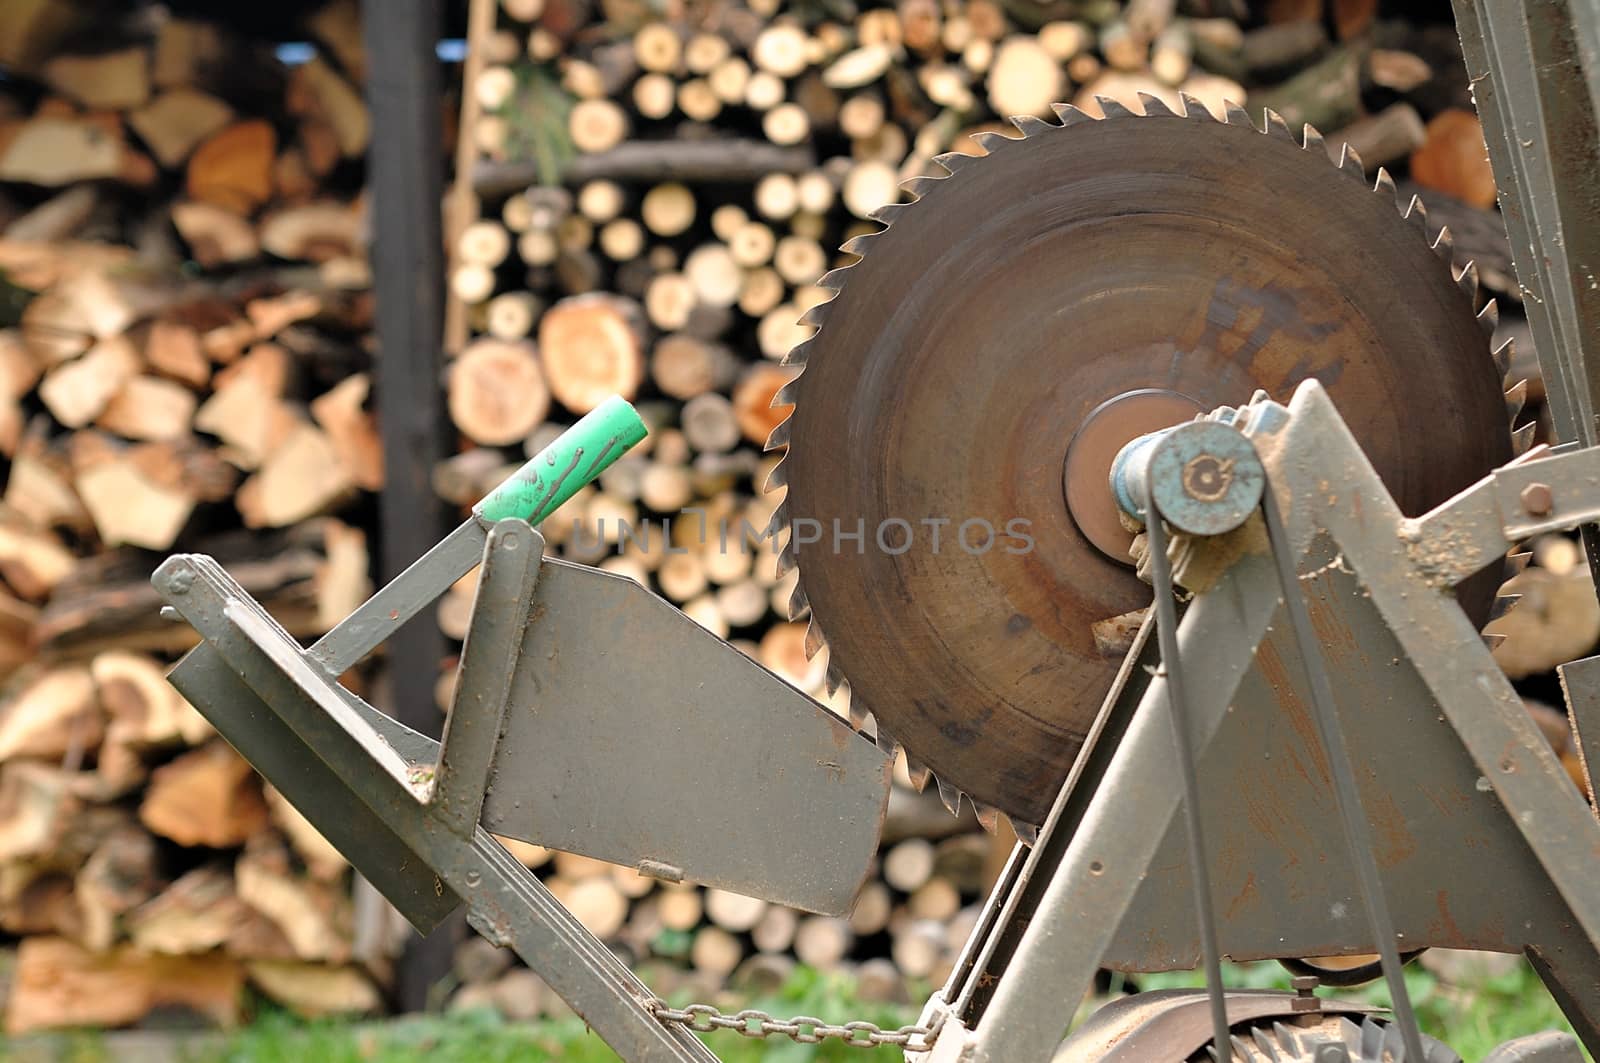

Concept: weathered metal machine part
[[920, 383, 1600, 1063], [480, 558, 891, 914], [157, 526, 717, 1061], [1453, 0, 1600, 595], [1049, 990, 1440, 1063], [1452, 0, 1600, 448], [156, 403, 894, 1059], [773, 97, 1516, 830]]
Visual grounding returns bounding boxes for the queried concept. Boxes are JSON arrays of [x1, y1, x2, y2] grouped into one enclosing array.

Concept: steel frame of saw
[[917, 381, 1600, 1063], [153, 509, 892, 1062]]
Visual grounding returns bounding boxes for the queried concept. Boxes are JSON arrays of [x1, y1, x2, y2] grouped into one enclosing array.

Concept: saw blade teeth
[[873, 722, 898, 755], [798, 303, 830, 328], [838, 233, 874, 256], [1493, 337, 1514, 379], [933, 151, 977, 174], [803, 615, 829, 657], [1457, 260, 1480, 302], [1337, 142, 1365, 180], [1504, 378, 1529, 423], [867, 202, 908, 226], [1483, 632, 1508, 651], [973, 802, 1002, 834], [847, 698, 871, 732], [781, 336, 813, 367], [1491, 593, 1523, 621], [1010, 817, 1039, 846], [1512, 420, 1538, 454], [818, 266, 856, 291], [1223, 99, 1255, 129], [788, 576, 811, 618], [1177, 92, 1212, 121], [765, 453, 790, 491], [1402, 195, 1429, 238], [1476, 298, 1499, 337], [1136, 92, 1177, 118], [902, 753, 933, 792], [764, 417, 792, 452], [1051, 101, 1095, 125], [774, 377, 801, 407], [824, 656, 846, 694], [901, 175, 944, 202], [1262, 108, 1294, 141], [1506, 550, 1533, 578], [760, 502, 786, 544], [935, 775, 962, 816], [1431, 224, 1454, 261], [1373, 166, 1397, 202], [1300, 122, 1326, 153], [1095, 95, 1139, 119], [971, 130, 1016, 153], [1010, 114, 1056, 137]]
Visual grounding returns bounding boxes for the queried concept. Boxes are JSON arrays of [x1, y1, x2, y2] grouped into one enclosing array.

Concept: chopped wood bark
[[6, 936, 244, 1033], [246, 960, 379, 1017], [186, 120, 276, 216], [0, 665, 101, 763], [139, 740, 269, 849]]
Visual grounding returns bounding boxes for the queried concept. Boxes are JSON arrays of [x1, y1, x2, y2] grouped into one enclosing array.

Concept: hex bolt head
[[1520, 482, 1554, 517]]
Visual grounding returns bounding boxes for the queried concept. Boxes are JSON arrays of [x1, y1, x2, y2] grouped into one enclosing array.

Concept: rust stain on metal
[[1224, 871, 1259, 920], [1430, 889, 1464, 942], [1365, 790, 1418, 868], [1255, 640, 1331, 789]]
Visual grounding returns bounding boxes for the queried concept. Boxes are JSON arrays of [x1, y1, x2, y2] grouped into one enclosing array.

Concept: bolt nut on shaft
[[1111, 420, 1265, 537]]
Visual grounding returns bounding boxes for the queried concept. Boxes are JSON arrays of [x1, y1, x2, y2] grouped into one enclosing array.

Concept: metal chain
[[650, 999, 942, 1052]]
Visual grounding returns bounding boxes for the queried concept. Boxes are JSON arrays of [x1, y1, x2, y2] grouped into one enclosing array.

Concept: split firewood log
[[6, 936, 244, 1034], [140, 740, 270, 849]]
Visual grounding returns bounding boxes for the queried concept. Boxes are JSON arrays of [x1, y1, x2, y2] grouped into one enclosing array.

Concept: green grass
[[194, 967, 920, 1063], [0, 961, 1588, 1061]]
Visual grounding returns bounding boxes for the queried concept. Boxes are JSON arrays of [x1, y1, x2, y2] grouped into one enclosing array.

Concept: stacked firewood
[[0, 1, 390, 1033]]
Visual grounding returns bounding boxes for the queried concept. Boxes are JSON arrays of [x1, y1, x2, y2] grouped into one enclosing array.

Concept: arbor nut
[[1520, 482, 1554, 517], [1182, 453, 1235, 503]]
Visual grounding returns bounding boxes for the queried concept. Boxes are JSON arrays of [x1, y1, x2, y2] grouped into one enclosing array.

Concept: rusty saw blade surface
[[776, 103, 1515, 830]]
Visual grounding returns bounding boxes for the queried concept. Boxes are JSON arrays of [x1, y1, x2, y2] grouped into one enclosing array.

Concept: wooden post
[[361, 0, 459, 1011]]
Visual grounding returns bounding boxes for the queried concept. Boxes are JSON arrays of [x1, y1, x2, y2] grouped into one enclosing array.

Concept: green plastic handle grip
[[474, 396, 648, 525]]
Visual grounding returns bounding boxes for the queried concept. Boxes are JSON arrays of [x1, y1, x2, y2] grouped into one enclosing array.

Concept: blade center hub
[[1063, 388, 1206, 564]]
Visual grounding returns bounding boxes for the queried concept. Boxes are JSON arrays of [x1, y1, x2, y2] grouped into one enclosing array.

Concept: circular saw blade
[[774, 100, 1518, 831]]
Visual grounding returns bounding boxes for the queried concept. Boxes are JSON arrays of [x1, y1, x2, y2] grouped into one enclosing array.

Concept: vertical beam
[[361, 0, 455, 1010], [1451, 1, 1600, 595], [1453, 0, 1600, 447]]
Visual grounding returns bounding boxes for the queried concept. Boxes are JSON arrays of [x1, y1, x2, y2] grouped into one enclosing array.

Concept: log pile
[[0, 1, 385, 1034]]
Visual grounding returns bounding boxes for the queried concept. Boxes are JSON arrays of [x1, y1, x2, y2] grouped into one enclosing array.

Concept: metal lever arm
[[1403, 444, 1600, 587], [309, 396, 647, 677]]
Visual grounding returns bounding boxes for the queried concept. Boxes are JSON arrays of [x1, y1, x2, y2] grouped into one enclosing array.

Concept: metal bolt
[[166, 566, 193, 595], [1182, 453, 1235, 503], [1291, 974, 1321, 1014], [1520, 482, 1554, 516]]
